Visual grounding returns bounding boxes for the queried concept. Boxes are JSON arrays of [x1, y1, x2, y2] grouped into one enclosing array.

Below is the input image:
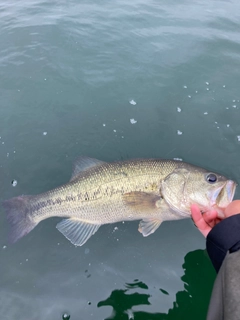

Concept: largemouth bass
[[2, 157, 236, 246]]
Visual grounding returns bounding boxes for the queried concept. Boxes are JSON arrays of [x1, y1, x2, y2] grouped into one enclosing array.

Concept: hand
[[191, 200, 240, 237], [224, 200, 240, 218], [191, 205, 221, 237]]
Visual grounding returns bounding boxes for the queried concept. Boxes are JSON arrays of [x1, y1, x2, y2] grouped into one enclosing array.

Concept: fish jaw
[[225, 180, 237, 203], [208, 180, 237, 217]]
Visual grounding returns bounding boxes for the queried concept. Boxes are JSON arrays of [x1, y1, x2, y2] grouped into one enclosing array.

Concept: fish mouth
[[210, 180, 237, 209], [225, 180, 237, 202]]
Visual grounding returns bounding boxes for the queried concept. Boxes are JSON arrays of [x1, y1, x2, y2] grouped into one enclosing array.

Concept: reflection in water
[[98, 250, 216, 320], [98, 287, 150, 319]]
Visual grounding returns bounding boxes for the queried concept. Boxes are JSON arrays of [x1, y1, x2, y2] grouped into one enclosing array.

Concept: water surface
[[1, 0, 240, 319]]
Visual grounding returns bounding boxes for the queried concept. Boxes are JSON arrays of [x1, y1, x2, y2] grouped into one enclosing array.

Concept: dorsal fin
[[70, 156, 106, 181]]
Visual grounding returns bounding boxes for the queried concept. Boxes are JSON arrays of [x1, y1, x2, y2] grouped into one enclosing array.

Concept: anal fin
[[56, 218, 101, 246], [138, 219, 162, 237]]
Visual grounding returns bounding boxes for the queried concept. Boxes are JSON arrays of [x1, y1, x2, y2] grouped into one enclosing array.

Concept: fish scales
[[30, 159, 179, 223]]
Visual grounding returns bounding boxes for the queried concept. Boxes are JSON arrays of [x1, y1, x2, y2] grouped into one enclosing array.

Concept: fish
[[2, 157, 236, 246]]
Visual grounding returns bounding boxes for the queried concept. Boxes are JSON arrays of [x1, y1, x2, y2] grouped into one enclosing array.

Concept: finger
[[202, 210, 219, 227], [191, 204, 212, 237], [224, 200, 240, 218]]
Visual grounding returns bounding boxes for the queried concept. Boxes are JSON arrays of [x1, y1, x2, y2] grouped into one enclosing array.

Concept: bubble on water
[[62, 313, 70, 320], [204, 112, 208, 115], [173, 158, 183, 161], [183, 85, 187, 89], [103, 124, 106, 127], [177, 130, 183, 135], [113, 227, 118, 233], [233, 100, 236, 102], [26, 258, 28, 262], [206, 88, 209, 91], [195, 90, 198, 93], [12, 180, 17, 187], [2, 245, 7, 249], [44, 78, 47, 81], [84, 248, 90, 254], [130, 119, 137, 124], [177, 107, 181, 112], [43, 132, 47, 135], [14, 150, 16, 153], [223, 85, 226, 88], [227, 124, 230, 127], [122, 136, 124, 138], [205, 82, 209, 85], [129, 99, 136, 105], [188, 95, 191, 98], [232, 105, 236, 108], [113, 129, 117, 132], [215, 122, 218, 124], [2, 142, 4, 144], [237, 136, 240, 142]]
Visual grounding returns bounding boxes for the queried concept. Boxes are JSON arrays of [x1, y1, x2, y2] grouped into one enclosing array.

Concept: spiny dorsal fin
[[138, 219, 162, 237], [123, 191, 162, 212], [56, 218, 101, 246], [70, 156, 106, 181]]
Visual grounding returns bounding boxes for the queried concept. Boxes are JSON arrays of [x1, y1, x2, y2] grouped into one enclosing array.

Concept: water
[[1, 0, 240, 319]]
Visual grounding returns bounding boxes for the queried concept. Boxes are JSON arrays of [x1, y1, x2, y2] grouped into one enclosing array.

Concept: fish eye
[[206, 173, 217, 184]]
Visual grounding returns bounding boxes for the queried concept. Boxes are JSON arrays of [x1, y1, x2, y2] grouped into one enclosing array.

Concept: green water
[[1, 0, 240, 319]]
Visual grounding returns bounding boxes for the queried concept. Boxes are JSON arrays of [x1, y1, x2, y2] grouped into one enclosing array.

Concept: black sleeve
[[206, 213, 240, 273]]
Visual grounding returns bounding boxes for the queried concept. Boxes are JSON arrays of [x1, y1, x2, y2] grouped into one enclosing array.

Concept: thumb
[[224, 200, 240, 218]]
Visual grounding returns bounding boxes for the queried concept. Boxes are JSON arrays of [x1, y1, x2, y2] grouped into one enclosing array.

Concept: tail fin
[[2, 196, 37, 243]]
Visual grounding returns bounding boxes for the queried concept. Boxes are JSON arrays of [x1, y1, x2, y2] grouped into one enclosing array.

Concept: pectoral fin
[[138, 219, 162, 237], [123, 192, 162, 212], [56, 218, 101, 246]]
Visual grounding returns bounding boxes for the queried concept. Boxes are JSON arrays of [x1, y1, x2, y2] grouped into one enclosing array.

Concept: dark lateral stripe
[[33, 185, 132, 212]]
